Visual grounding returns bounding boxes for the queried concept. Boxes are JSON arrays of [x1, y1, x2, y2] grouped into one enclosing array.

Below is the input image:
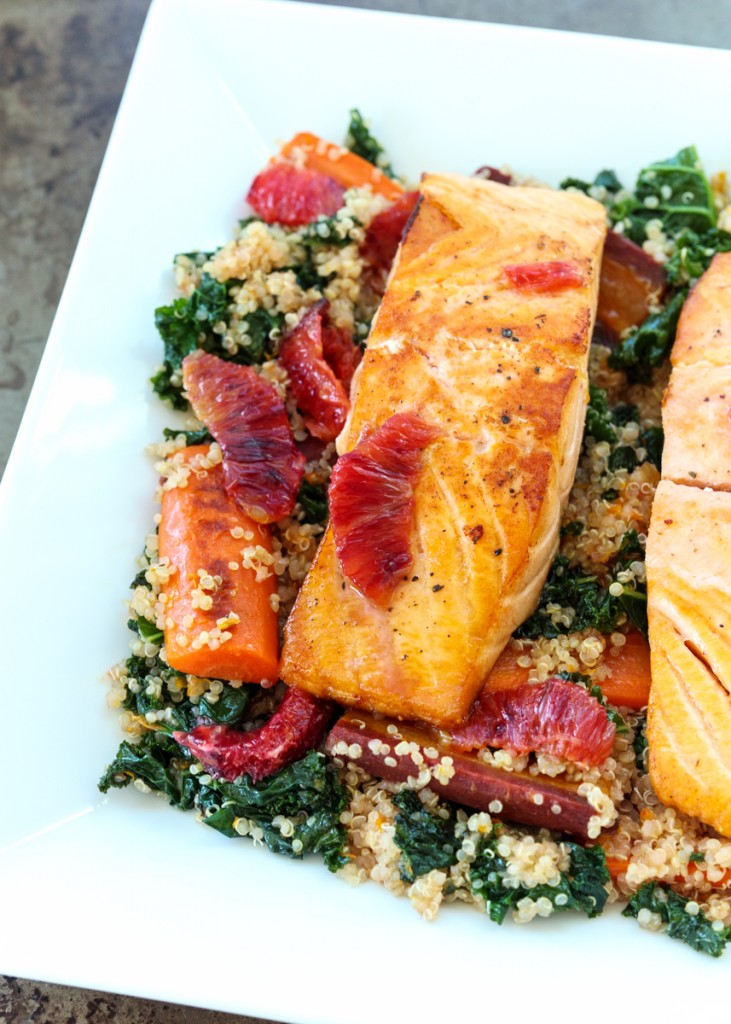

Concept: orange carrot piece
[[605, 855, 630, 881], [158, 446, 279, 683], [279, 132, 404, 200], [482, 644, 531, 692], [599, 629, 651, 710]]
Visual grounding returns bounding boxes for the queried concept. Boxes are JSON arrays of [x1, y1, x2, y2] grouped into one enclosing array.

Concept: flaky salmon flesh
[[648, 252, 731, 837], [280, 174, 607, 728]]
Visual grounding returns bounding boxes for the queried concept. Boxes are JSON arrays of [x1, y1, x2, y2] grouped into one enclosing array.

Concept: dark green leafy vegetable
[[665, 226, 731, 286], [690, 852, 706, 864], [585, 385, 618, 444], [560, 169, 624, 199], [127, 615, 163, 646], [608, 445, 639, 474], [198, 686, 250, 727], [199, 751, 349, 871], [345, 108, 396, 178], [151, 273, 230, 408], [635, 146, 717, 237], [299, 213, 357, 249], [560, 520, 584, 538], [633, 715, 648, 772], [162, 426, 212, 446], [623, 882, 730, 957], [609, 289, 687, 378], [99, 732, 197, 809], [640, 426, 664, 470], [611, 402, 640, 427], [297, 479, 329, 525], [516, 557, 615, 639], [470, 832, 610, 924], [392, 790, 460, 883]]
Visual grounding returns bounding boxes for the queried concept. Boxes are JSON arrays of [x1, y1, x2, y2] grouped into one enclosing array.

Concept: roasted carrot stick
[[600, 630, 651, 709], [158, 446, 279, 683], [279, 131, 404, 200], [483, 629, 651, 710]]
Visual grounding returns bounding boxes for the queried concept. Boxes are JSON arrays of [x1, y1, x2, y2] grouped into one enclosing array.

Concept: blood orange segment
[[174, 687, 334, 783], [182, 351, 305, 523], [278, 301, 351, 442], [362, 190, 420, 272], [329, 412, 439, 604], [503, 260, 584, 292], [450, 677, 615, 767], [246, 161, 345, 226], [321, 319, 362, 392]]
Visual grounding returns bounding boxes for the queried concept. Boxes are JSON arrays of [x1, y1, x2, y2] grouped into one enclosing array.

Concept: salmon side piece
[[669, 251, 731, 368], [280, 174, 606, 727], [647, 252, 731, 836], [647, 482, 731, 836]]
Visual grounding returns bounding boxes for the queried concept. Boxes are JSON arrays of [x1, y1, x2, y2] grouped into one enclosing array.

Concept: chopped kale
[[515, 556, 615, 639], [127, 615, 164, 646], [99, 732, 197, 809], [665, 226, 731, 286], [151, 276, 283, 406], [199, 751, 349, 871], [611, 402, 640, 427], [609, 289, 687, 378], [297, 478, 329, 525], [560, 520, 584, 538], [689, 852, 706, 864], [640, 425, 664, 470], [585, 385, 618, 444], [623, 882, 730, 957], [345, 108, 396, 178], [392, 789, 461, 883], [470, 832, 610, 924], [162, 426, 212, 446], [608, 445, 639, 474], [560, 169, 624, 199], [610, 146, 716, 244], [299, 213, 358, 249], [198, 686, 250, 727], [633, 715, 648, 772], [635, 146, 717, 236], [151, 273, 230, 408]]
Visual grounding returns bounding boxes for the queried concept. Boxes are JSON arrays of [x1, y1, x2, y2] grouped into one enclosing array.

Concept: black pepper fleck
[[494, 548, 503, 556], [432, 584, 444, 592]]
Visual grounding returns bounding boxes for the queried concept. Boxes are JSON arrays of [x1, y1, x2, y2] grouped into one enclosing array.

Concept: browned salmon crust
[[280, 174, 606, 727], [648, 252, 731, 837]]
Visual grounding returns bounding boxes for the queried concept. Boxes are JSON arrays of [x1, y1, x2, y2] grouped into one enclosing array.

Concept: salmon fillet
[[280, 174, 606, 727], [647, 252, 731, 836]]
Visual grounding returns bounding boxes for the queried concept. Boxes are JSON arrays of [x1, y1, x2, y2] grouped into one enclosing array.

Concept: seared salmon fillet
[[648, 252, 731, 836], [280, 174, 606, 727], [647, 482, 731, 836]]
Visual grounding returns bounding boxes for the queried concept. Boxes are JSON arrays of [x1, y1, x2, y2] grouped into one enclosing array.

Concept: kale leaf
[[297, 479, 329, 525], [584, 384, 618, 444], [345, 108, 396, 178], [470, 833, 610, 924], [609, 289, 687, 378], [199, 751, 349, 871], [151, 273, 229, 408], [127, 615, 163, 646], [515, 556, 615, 639], [99, 732, 197, 809], [392, 789, 461, 883], [665, 226, 731, 286], [633, 714, 648, 772], [198, 686, 250, 727], [608, 445, 639, 474], [162, 426, 212, 446], [640, 426, 664, 470], [623, 882, 730, 957], [560, 169, 624, 200]]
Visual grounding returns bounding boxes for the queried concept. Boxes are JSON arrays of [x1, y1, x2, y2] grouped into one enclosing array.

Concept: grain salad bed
[[99, 114, 731, 957]]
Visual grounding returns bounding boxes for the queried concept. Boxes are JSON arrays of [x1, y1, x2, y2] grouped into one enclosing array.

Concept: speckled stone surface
[[2, 0, 731, 1020]]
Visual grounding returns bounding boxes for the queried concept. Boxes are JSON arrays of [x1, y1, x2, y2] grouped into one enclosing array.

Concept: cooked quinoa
[[100, 124, 731, 957]]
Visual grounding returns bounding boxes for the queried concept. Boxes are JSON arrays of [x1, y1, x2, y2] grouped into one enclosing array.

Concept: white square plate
[[2, 1, 731, 1020]]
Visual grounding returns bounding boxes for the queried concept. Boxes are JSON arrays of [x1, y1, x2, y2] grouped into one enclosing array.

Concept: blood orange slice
[[246, 162, 345, 227], [450, 677, 615, 767], [321, 319, 362, 392], [329, 412, 439, 604], [183, 351, 304, 523], [278, 301, 351, 442], [361, 190, 420, 272], [174, 687, 334, 783]]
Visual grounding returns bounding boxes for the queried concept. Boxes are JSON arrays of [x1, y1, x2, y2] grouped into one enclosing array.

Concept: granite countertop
[[2, 1, 730, 1021]]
